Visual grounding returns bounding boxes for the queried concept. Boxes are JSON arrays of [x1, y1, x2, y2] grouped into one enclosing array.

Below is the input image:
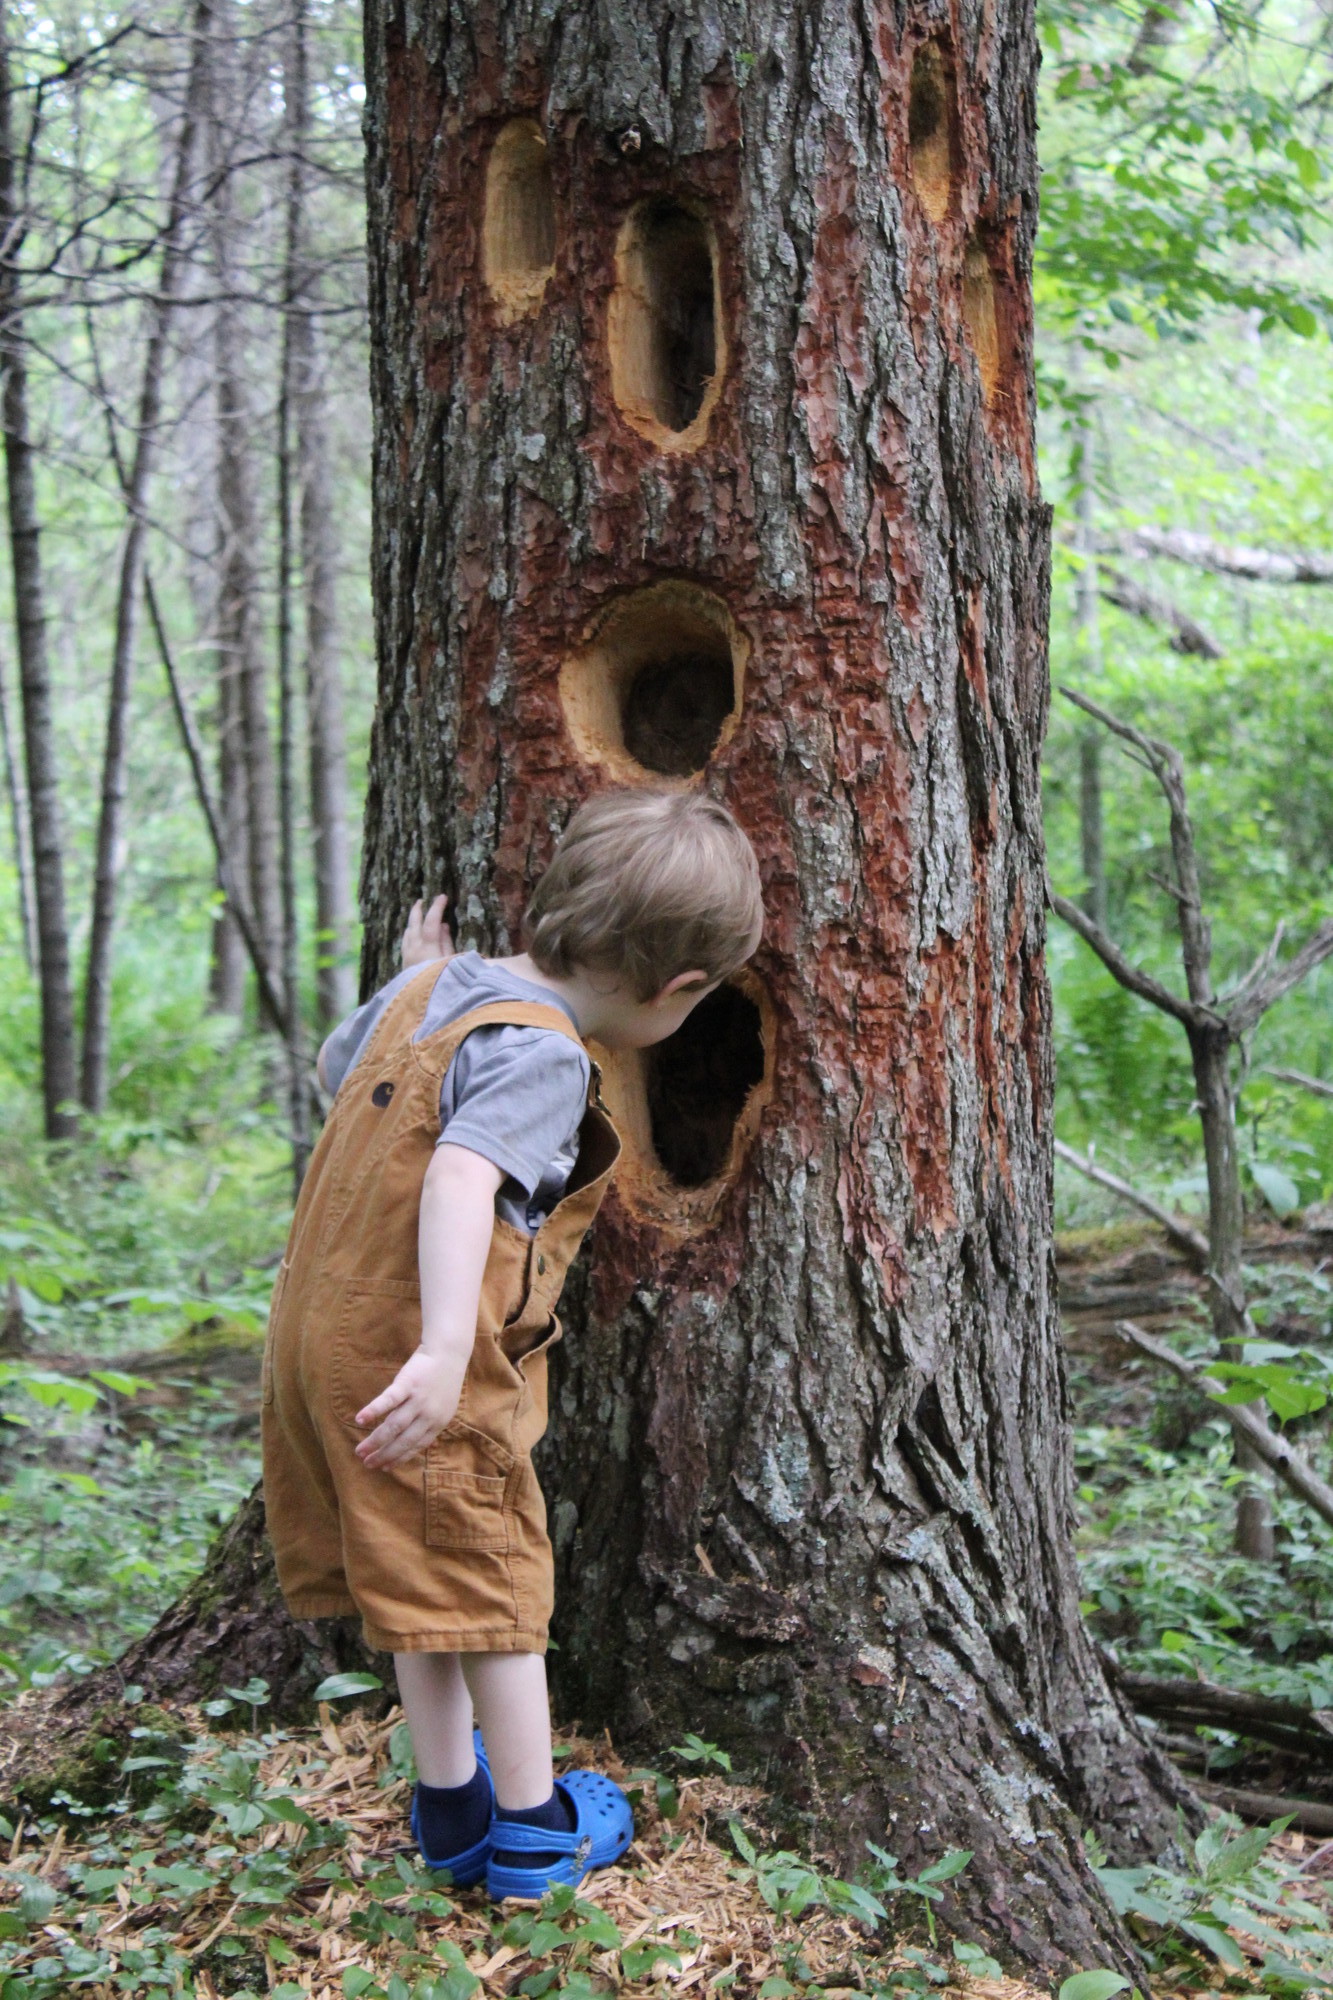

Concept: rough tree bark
[[350, 0, 1188, 1969], [0, 13, 78, 1139]]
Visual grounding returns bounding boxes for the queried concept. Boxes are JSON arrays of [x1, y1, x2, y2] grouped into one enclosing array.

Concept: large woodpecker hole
[[908, 42, 957, 224], [560, 582, 745, 782], [644, 984, 766, 1188], [610, 201, 723, 445], [483, 120, 556, 321]]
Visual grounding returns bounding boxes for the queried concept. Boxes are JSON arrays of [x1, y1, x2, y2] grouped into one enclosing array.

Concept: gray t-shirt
[[321, 953, 590, 1234]]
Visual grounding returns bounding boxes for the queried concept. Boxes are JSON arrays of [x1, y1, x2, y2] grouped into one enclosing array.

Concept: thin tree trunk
[[298, 320, 353, 1027], [1071, 372, 1107, 932], [276, 0, 312, 1187], [208, 637, 249, 1015], [353, 0, 1192, 1970], [0, 13, 77, 1138], [205, 2, 283, 1004], [0, 631, 35, 966], [81, 0, 211, 1113], [284, 2, 353, 1031]]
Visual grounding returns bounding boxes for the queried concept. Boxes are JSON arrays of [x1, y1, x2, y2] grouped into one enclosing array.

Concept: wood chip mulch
[[0, 1703, 1050, 1999]]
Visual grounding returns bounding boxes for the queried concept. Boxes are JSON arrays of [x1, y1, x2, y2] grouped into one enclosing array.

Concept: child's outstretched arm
[[353, 1141, 504, 1469]]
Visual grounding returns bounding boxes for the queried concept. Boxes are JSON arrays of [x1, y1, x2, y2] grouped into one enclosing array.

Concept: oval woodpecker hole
[[560, 581, 746, 783], [589, 970, 773, 1231], [908, 42, 957, 225], [609, 200, 724, 447], [483, 119, 556, 321], [644, 983, 766, 1189]]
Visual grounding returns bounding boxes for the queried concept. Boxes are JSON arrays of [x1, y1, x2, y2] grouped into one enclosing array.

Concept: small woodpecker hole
[[560, 581, 745, 782], [644, 983, 767, 1189], [483, 120, 556, 321], [610, 201, 724, 446], [962, 235, 1001, 405], [908, 42, 957, 225]]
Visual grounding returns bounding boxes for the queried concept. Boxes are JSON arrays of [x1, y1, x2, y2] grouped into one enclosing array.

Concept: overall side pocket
[[261, 1258, 292, 1407], [425, 1422, 517, 1552]]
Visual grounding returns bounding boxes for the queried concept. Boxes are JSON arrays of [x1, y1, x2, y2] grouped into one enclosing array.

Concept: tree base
[[0, 1484, 386, 1815]]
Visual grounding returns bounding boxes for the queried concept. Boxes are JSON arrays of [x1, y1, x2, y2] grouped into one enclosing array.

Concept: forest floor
[[6, 1190, 1333, 1996]]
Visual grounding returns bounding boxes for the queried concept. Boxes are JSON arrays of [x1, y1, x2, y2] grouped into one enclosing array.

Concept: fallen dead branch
[[1194, 1781, 1333, 1838], [1114, 1318, 1333, 1533], [1055, 1139, 1209, 1268], [1113, 1666, 1333, 1762]]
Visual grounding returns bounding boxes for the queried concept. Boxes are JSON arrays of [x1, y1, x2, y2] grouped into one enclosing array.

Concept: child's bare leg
[[461, 1651, 554, 1809], [393, 1651, 476, 1787]]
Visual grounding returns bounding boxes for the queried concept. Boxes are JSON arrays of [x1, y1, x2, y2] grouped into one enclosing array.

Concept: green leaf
[[916, 1848, 972, 1884], [1058, 1974, 1131, 2000], [16, 1878, 57, 1925], [730, 1818, 758, 1866], [342, 1972, 379, 2000], [1250, 1160, 1301, 1218], [315, 1671, 384, 1701]]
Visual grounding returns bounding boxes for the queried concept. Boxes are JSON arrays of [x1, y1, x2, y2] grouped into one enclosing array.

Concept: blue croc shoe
[[410, 1730, 494, 1888], [486, 1769, 634, 1901]]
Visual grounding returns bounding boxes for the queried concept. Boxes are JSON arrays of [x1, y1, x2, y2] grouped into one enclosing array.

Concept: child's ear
[[654, 969, 711, 1003]]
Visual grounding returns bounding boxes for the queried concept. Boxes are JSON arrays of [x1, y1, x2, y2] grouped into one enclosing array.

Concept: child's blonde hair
[[526, 789, 763, 1000]]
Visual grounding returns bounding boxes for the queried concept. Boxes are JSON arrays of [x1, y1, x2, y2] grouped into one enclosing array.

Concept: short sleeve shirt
[[320, 954, 590, 1234]]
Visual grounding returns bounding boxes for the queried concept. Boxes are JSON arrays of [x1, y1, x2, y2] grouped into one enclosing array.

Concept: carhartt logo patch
[[371, 1080, 395, 1107]]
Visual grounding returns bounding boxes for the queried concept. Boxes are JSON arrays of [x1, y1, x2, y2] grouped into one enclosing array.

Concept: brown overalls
[[261, 963, 620, 1654]]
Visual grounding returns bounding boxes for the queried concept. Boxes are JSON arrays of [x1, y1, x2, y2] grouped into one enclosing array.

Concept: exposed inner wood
[[608, 200, 724, 447], [559, 580, 746, 783], [908, 41, 956, 224], [962, 233, 1001, 404], [482, 118, 555, 321]]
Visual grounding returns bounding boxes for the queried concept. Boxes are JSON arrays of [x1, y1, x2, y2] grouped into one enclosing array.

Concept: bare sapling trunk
[[298, 318, 352, 1028], [276, 0, 313, 1189], [1051, 690, 1333, 1559], [81, 0, 212, 1114], [205, 6, 283, 1007], [0, 15, 77, 1138], [351, 0, 1200, 1970], [1069, 381, 1107, 932], [0, 631, 35, 966], [284, 0, 353, 1031]]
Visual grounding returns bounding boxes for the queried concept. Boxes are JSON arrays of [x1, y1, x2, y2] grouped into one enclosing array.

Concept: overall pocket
[[329, 1278, 423, 1429], [425, 1422, 516, 1551]]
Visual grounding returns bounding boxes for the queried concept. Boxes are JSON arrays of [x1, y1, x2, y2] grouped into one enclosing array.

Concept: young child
[[261, 788, 763, 1898]]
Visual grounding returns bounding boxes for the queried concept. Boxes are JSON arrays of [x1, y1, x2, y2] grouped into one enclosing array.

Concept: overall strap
[[353, 960, 455, 1073], [411, 997, 585, 1079]]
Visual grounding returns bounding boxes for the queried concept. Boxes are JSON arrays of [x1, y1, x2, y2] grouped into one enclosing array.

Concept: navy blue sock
[[414, 1762, 491, 1860], [492, 1785, 576, 1870]]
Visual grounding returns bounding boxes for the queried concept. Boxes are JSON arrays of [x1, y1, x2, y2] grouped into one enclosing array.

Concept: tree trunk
[[0, 630, 36, 968], [0, 16, 78, 1139], [298, 316, 354, 1030], [206, 4, 284, 1005], [1072, 400, 1107, 931], [81, 0, 210, 1113], [284, 0, 354, 1032], [355, 0, 1192, 1970]]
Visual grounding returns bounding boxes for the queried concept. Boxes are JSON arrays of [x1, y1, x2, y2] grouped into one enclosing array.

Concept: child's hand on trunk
[[354, 1347, 466, 1468], [401, 894, 453, 969]]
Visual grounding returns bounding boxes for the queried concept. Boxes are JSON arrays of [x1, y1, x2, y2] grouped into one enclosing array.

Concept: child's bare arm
[[354, 1142, 504, 1469]]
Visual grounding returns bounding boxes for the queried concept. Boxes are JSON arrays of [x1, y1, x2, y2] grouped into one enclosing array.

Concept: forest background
[[0, 0, 1332, 1989]]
